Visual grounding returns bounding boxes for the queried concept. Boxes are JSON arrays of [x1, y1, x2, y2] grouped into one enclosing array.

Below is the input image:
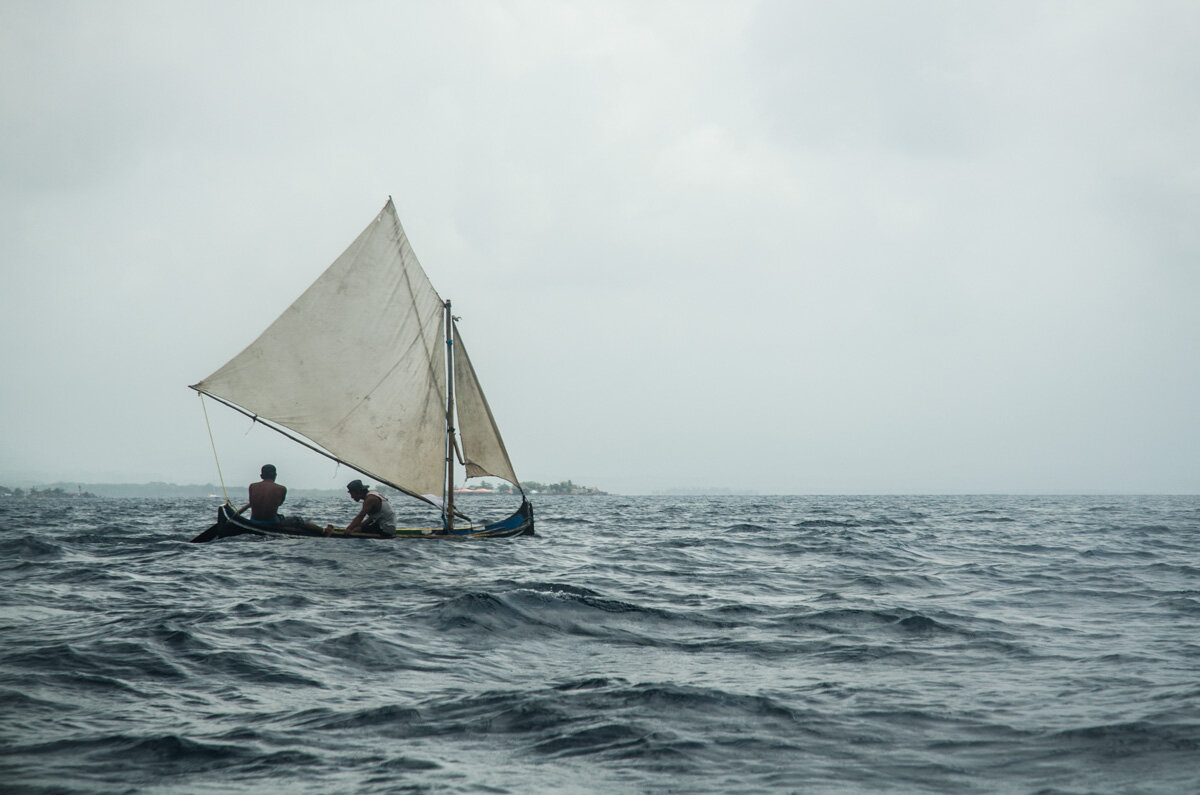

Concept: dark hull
[[191, 500, 534, 543]]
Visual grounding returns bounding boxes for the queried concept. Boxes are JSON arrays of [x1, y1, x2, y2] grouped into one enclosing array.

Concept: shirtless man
[[236, 465, 320, 532], [245, 464, 287, 521]]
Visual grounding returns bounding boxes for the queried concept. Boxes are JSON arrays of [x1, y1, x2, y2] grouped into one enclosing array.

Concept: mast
[[443, 299, 456, 531]]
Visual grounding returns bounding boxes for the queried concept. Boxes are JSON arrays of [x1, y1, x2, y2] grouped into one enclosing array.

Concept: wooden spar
[[443, 299, 456, 531]]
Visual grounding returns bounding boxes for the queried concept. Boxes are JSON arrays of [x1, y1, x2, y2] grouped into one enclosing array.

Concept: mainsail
[[191, 198, 520, 503]]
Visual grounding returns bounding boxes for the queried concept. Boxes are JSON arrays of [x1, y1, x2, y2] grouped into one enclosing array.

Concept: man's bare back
[[248, 479, 287, 521]]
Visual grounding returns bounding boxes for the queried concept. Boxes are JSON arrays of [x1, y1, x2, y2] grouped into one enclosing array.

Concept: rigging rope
[[198, 393, 231, 504]]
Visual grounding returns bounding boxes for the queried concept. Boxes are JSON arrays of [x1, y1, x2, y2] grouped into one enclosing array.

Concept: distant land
[[653, 487, 760, 496], [0, 479, 607, 499], [490, 480, 607, 496], [1, 482, 272, 499]]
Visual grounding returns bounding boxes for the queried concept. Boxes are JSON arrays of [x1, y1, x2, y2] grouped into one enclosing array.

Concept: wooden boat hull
[[191, 500, 534, 543]]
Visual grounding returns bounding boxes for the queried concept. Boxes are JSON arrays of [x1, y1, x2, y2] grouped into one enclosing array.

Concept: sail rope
[[198, 393, 231, 504], [191, 388, 448, 513]]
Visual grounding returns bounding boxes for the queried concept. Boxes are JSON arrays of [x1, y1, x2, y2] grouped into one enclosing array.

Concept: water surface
[[2, 495, 1197, 792]]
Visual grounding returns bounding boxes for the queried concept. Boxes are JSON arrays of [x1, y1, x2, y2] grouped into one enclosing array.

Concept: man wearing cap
[[328, 479, 396, 537]]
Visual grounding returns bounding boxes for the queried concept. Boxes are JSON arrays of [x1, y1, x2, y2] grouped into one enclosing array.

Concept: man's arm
[[239, 482, 257, 515], [345, 503, 371, 532]]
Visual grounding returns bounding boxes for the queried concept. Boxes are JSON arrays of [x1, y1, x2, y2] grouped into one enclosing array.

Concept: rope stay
[[198, 392, 231, 504]]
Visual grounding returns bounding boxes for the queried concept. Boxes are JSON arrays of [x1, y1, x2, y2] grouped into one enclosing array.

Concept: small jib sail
[[190, 198, 531, 539]]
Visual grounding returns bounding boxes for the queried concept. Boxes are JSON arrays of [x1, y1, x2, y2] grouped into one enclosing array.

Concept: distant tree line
[[0, 485, 96, 498], [1, 480, 605, 499], [471, 479, 605, 495]]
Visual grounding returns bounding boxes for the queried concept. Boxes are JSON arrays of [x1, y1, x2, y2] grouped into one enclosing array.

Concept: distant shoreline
[[0, 480, 608, 499]]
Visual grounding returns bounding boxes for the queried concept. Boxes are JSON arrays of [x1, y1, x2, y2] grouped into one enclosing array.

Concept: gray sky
[[2, 1, 1197, 494]]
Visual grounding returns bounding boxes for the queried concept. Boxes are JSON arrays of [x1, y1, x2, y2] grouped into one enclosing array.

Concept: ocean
[[1, 494, 1197, 793]]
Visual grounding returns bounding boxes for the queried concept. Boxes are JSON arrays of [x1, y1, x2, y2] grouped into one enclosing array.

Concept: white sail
[[453, 323, 519, 486], [193, 199, 449, 496]]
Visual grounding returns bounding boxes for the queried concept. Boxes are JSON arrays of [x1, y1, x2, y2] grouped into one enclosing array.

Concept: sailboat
[[189, 198, 533, 542]]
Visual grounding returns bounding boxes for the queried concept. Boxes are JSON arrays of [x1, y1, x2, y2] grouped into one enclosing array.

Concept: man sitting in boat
[[242, 464, 286, 520], [238, 464, 320, 532], [327, 479, 396, 537]]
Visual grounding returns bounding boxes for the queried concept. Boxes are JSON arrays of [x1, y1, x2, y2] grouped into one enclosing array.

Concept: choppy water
[[1, 494, 1198, 793]]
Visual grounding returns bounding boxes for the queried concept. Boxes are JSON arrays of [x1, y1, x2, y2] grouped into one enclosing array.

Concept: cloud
[[1, 1, 1197, 493]]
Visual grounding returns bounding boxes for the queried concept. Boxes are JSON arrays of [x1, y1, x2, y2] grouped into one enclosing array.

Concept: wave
[[291, 704, 422, 732], [3, 733, 324, 777], [1046, 719, 1200, 754], [726, 523, 769, 533], [0, 534, 64, 563], [795, 519, 863, 529], [3, 494, 1199, 793], [432, 588, 684, 640]]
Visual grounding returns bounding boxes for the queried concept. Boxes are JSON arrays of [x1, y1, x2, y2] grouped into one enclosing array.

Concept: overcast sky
[[1, 1, 1197, 494]]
